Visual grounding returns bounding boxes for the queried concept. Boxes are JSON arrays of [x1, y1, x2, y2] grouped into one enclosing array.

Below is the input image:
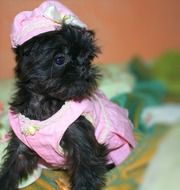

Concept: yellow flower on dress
[[23, 125, 40, 136]]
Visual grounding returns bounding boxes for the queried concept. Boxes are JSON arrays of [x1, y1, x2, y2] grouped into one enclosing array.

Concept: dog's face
[[14, 24, 101, 101]]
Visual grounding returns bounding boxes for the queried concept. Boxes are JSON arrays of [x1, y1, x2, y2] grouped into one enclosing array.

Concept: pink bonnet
[[10, 0, 86, 48]]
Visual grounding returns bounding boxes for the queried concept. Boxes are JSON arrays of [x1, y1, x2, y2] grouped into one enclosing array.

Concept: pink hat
[[10, 0, 86, 48]]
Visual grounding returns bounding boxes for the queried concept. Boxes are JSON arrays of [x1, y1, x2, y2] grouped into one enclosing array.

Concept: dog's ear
[[60, 24, 101, 60], [12, 39, 36, 58], [12, 38, 39, 80], [81, 29, 101, 60]]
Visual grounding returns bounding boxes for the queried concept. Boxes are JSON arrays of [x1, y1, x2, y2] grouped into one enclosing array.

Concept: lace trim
[[18, 101, 70, 136]]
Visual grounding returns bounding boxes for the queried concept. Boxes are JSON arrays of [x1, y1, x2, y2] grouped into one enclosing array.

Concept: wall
[[0, 0, 180, 79]]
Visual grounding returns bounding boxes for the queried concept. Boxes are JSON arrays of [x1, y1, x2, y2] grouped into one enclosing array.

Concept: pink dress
[[9, 91, 136, 168]]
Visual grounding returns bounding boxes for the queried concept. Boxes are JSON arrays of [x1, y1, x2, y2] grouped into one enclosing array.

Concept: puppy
[[0, 1, 135, 190]]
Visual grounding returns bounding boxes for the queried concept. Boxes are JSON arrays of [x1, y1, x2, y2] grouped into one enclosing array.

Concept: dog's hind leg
[[0, 131, 38, 190], [61, 116, 108, 190]]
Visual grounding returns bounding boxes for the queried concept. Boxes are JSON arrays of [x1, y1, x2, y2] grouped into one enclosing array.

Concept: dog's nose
[[80, 67, 86, 72], [79, 66, 88, 78]]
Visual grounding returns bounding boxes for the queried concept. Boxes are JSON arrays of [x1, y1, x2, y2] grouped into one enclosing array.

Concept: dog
[[0, 1, 135, 190]]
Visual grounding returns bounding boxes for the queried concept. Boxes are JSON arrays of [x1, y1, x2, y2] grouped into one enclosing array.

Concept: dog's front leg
[[61, 116, 108, 190], [0, 131, 38, 190]]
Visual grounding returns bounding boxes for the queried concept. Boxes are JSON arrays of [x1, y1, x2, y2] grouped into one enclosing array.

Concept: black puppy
[[0, 24, 109, 190]]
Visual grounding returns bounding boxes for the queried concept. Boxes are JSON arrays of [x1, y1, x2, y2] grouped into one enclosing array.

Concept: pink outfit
[[9, 91, 136, 167], [10, 0, 86, 48], [10, 1, 136, 168]]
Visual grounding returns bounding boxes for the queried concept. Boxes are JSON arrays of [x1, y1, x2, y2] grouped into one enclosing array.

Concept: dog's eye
[[55, 55, 65, 65]]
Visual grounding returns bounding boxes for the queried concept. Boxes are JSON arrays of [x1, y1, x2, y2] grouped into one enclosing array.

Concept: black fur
[[0, 24, 110, 190]]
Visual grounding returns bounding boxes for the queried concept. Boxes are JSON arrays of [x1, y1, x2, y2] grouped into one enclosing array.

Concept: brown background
[[0, 0, 180, 79]]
